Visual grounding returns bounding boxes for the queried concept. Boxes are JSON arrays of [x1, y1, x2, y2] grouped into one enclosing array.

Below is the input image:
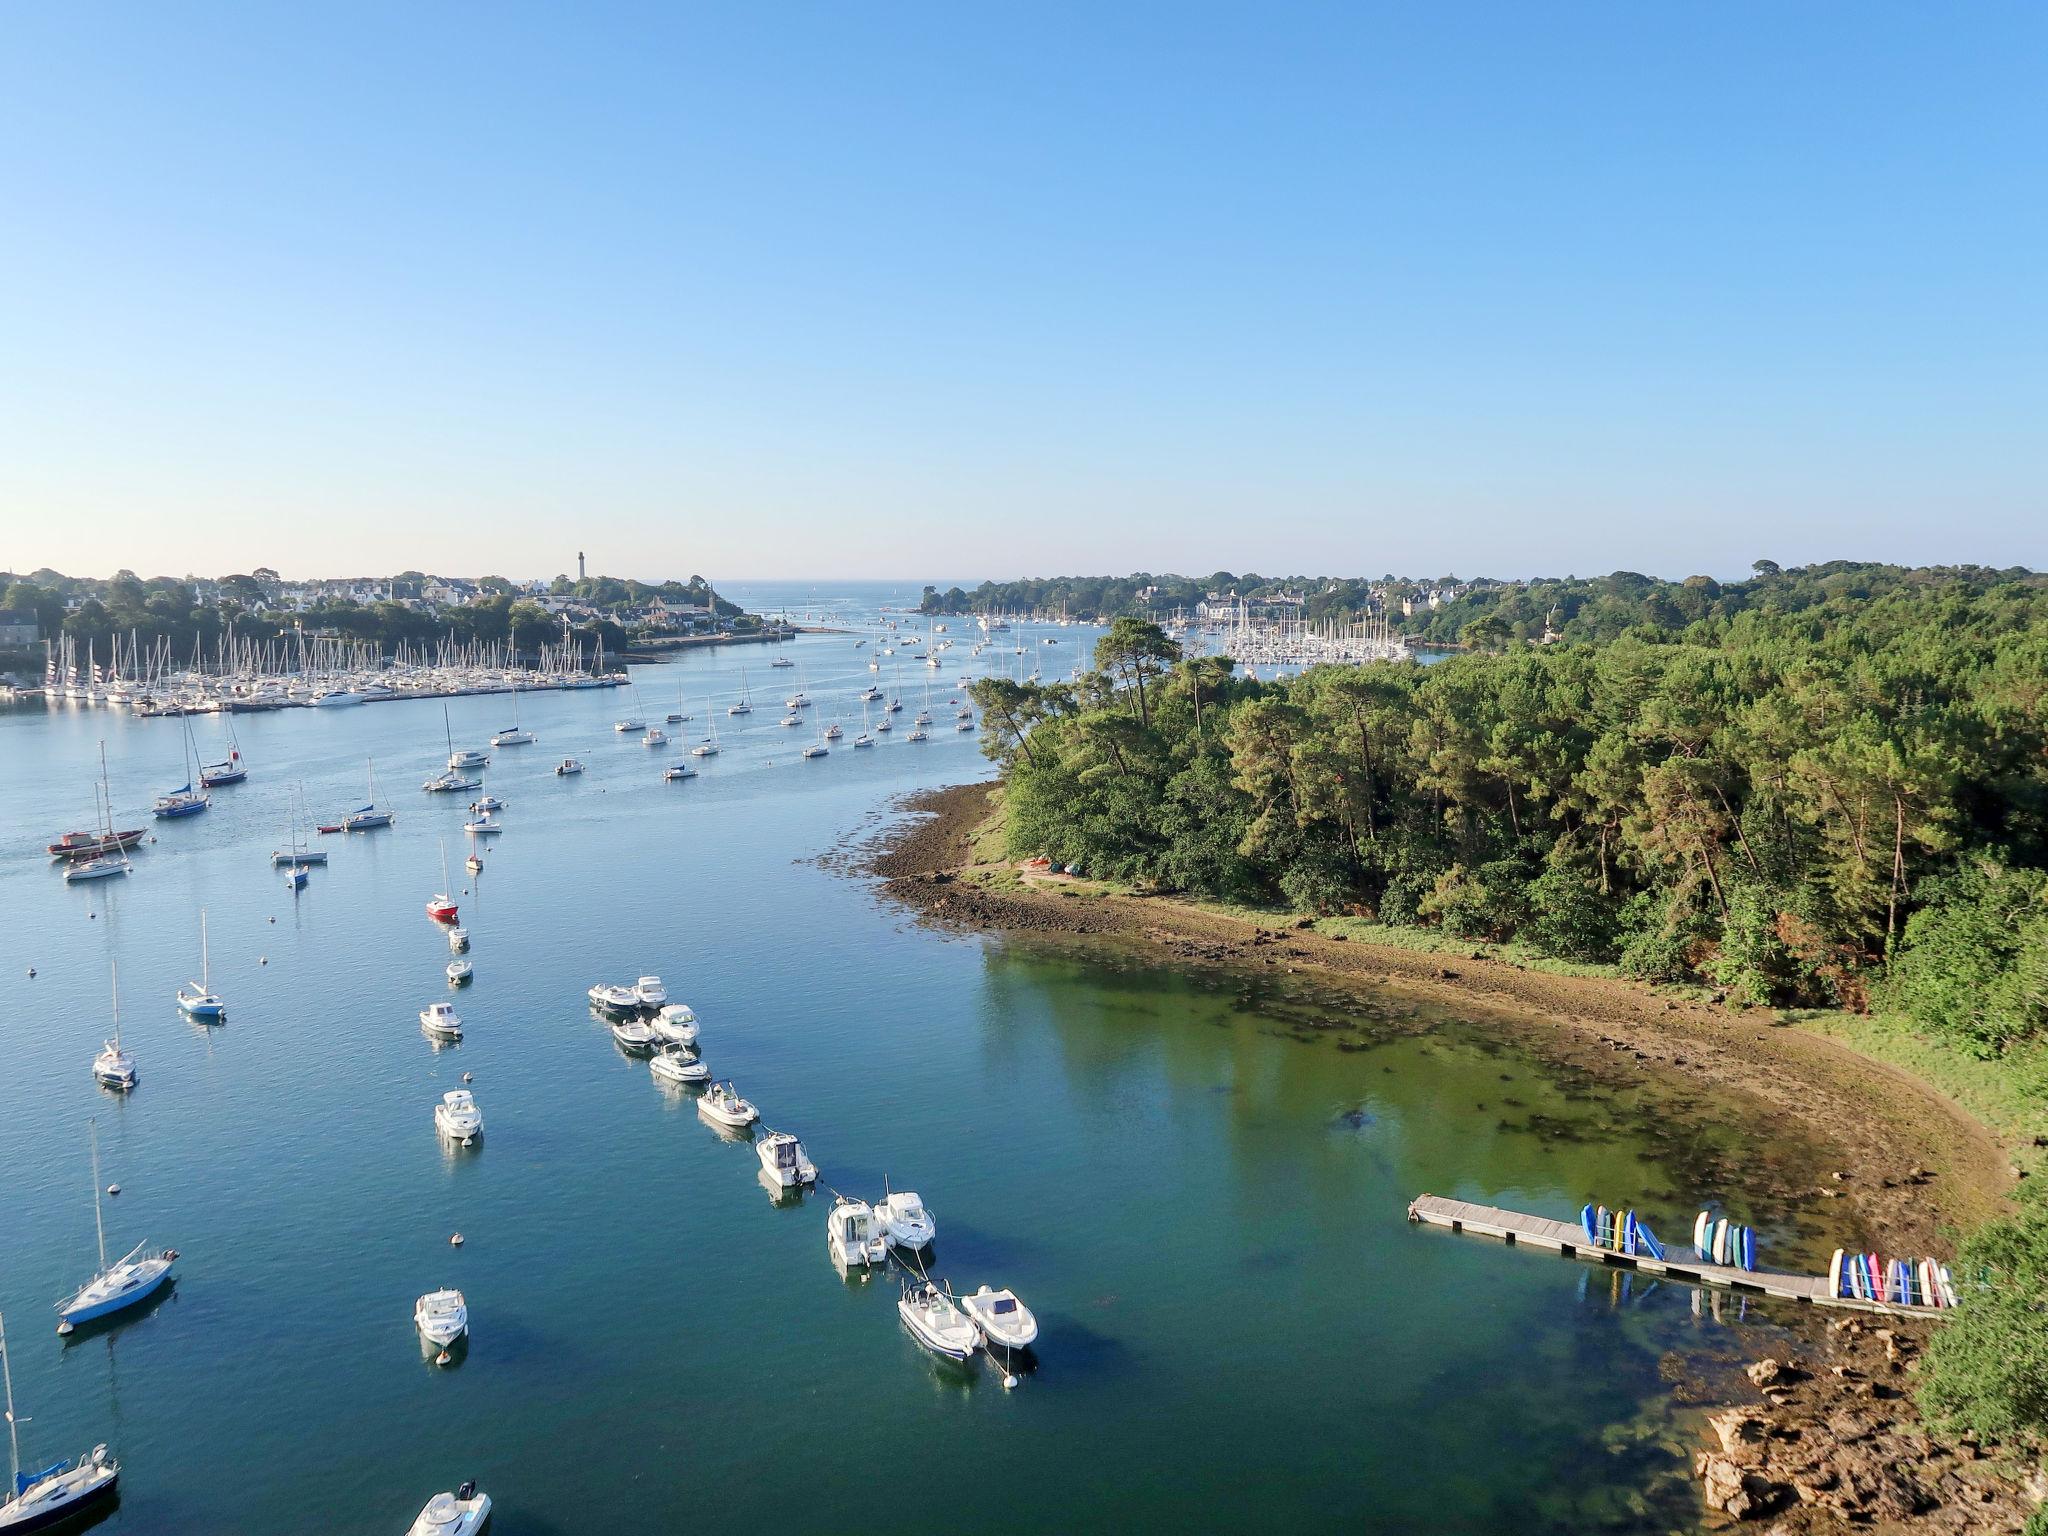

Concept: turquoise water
[[1, 627, 1822, 1533]]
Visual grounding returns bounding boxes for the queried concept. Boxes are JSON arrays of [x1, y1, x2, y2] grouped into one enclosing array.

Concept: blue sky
[[1, 3, 2041, 583]]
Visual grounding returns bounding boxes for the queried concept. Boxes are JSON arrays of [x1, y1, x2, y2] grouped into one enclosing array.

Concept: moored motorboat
[[755, 1129, 818, 1187], [960, 1286, 1038, 1351], [447, 748, 489, 770], [447, 959, 472, 985], [414, 1288, 468, 1348], [650, 1046, 709, 1086], [433, 1090, 482, 1143], [643, 728, 667, 748], [609, 1016, 658, 1051], [420, 1002, 463, 1040], [697, 1081, 758, 1129], [586, 982, 639, 1013], [447, 926, 470, 952], [898, 1280, 978, 1360], [633, 975, 668, 1008], [555, 757, 584, 776], [827, 1197, 889, 1269], [468, 795, 505, 815], [651, 1003, 698, 1046], [407, 1481, 491, 1535], [875, 1189, 935, 1250]]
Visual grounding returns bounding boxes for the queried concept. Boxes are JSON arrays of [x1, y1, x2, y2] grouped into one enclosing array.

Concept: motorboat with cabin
[[650, 1046, 709, 1086], [898, 1280, 978, 1360], [651, 1003, 698, 1046], [468, 795, 505, 815], [875, 1189, 935, 1250], [827, 1197, 889, 1269], [633, 976, 668, 1008], [960, 1286, 1038, 1352], [755, 1129, 817, 1188], [555, 757, 584, 776], [697, 1081, 758, 1129], [420, 1002, 463, 1040], [446, 747, 490, 771], [643, 728, 667, 749], [446, 926, 470, 952], [407, 1482, 491, 1536], [434, 1090, 482, 1143], [414, 1288, 468, 1348]]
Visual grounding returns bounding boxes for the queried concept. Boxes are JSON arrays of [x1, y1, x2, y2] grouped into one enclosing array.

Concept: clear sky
[[1, 3, 2042, 584]]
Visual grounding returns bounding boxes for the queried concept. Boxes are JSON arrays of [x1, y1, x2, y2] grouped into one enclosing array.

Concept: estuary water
[[1, 621, 1829, 1534]]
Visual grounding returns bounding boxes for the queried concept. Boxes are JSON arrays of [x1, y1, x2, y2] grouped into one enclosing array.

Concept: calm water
[[1, 621, 1832, 1533]]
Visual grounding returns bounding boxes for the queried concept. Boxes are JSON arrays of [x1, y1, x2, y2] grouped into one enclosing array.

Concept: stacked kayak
[[1691, 1212, 1758, 1272], [1578, 1204, 1666, 1260], [1830, 1249, 1958, 1307]]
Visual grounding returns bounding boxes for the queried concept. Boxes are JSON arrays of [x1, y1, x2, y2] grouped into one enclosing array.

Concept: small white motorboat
[[827, 1197, 889, 1269], [420, 1002, 463, 1040], [698, 1081, 758, 1129], [644, 728, 667, 748], [407, 1481, 491, 1536], [434, 1090, 483, 1143], [468, 795, 505, 814], [555, 757, 584, 776], [610, 1016, 658, 1051], [876, 1189, 936, 1250], [755, 1129, 818, 1187], [633, 975, 668, 1008], [651, 1003, 697, 1045], [447, 927, 470, 952], [650, 1046, 709, 1086], [447, 959, 472, 985], [960, 1286, 1038, 1351], [587, 982, 638, 1012], [414, 1288, 468, 1348], [898, 1280, 978, 1360], [822, 723, 843, 740]]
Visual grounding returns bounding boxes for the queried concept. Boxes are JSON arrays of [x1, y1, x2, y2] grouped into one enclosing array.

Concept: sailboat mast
[[201, 910, 210, 989], [1, 1311, 19, 1491], [89, 1119, 107, 1272]]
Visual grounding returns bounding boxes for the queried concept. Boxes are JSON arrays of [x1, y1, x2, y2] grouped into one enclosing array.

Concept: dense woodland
[[970, 580, 2048, 1048], [927, 562, 2044, 646]]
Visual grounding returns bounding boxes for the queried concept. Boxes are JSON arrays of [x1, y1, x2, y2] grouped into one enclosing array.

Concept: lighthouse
[[578, 550, 586, 581]]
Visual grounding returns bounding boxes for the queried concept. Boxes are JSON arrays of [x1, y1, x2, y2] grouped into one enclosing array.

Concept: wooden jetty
[[1407, 1195, 1945, 1318]]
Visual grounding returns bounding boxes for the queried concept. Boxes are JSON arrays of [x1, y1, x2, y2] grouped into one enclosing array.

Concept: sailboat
[[426, 840, 459, 924], [690, 708, 721, 758], [56, 1121, 177, 1333], [175, 910, 225, 1020], [0, 1313, 119, 1528], [62, 746, 136, 884], [490, 680, 535, 747], [727, 669, 753, 716], [426, 708, 485, 791], [91, 965, 136, 1091], [342, 759, 394, 831], [199, 717, 248, 787], [271, 785, 328, 867], [152, 717, 209, 818]]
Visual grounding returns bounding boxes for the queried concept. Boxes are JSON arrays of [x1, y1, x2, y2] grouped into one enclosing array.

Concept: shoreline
[[861, 778, 2043, 1531]]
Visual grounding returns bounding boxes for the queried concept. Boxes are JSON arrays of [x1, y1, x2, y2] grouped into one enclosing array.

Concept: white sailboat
[[0, 1314, 119, 1529], [691, 709, 721, 757], [91, 964, 135, 1091], [56, 1120, 177, 1333], [407, 1482, 491, 1535], [175, 909, 225, 1020], [343, 758, 394, 831], [63, 746, 134, 884], [490, 681, 534, 746]]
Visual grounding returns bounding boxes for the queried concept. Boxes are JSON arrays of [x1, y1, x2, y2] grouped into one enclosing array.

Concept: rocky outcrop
[[1696, 1321, 2041, 1532]]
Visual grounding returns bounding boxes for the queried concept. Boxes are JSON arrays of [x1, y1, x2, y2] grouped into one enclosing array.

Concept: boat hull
[[60, 1262, 172, 1326], [0, 1463, 118, 1532]]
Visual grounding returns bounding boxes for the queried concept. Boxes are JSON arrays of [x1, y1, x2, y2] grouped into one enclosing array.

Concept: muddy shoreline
[[858, 779, 2040, 1532]]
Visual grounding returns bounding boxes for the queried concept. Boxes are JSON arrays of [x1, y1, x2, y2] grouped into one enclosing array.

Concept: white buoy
[[450, 1233, 465, 1246], [460, 1072, 472, 1083], [268, 916, 276, 924], [1003, 1373, 1018, 1389], [107, 1183, 120, 1196], [260, 956, 268, 965], [436, 1349, 452, 1366], [26, 967, 35, 977], [56, 1320, 73, 1336]]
